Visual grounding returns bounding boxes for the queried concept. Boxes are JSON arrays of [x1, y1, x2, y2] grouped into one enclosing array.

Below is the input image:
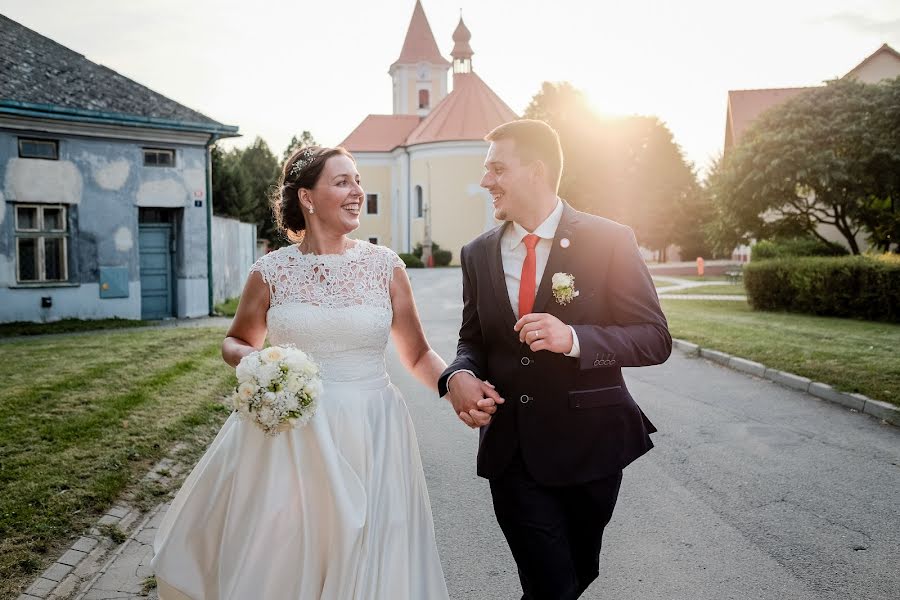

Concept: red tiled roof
[[340, 115, 422, 152], [391, 0, 450, 68], [405, 73, 518, 146], [724, 87, 813, 149]]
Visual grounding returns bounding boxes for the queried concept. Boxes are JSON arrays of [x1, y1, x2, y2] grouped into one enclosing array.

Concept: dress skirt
[[151, 373, 450, 599]]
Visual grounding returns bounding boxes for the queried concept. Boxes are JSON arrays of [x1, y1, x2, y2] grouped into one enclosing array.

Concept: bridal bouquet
[[231, 345, 322, 436]]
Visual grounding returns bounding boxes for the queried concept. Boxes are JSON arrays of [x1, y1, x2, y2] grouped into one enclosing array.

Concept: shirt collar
[[507, 199, 564, 249]]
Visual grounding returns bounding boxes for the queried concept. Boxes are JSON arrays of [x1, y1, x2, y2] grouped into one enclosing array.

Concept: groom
[[439, 119, 671, 599]]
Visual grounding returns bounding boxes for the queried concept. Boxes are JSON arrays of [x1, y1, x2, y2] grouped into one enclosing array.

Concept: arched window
[[415, 186, 424, 218], [418, 89, 430, 109]]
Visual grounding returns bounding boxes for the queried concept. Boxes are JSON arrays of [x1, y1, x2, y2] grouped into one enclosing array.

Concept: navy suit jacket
[[438, 203, 671, 485]]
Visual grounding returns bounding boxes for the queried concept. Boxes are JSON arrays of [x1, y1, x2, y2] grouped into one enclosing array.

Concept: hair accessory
[[289, 148, 317, 178]]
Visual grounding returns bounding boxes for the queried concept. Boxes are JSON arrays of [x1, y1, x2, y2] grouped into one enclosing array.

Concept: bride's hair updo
[[271, 145, 355, 243]]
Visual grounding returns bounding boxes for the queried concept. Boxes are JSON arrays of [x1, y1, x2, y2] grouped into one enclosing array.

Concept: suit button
[[520, 357, 533, 366], [519, 394, 531, 404]]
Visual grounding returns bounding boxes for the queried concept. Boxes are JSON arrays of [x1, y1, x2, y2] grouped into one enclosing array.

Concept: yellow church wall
[[408, 151, 494, 265], [354, 163, 394, 247]]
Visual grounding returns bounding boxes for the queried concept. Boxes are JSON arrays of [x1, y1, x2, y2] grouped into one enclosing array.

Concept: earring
[[308, 206, 315, 214]]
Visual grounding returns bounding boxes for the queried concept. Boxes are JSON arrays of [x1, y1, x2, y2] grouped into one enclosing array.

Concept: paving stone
[[96, 514, 120, 526], [41, 562, 72, 583], [56, 549, 86, 567], [672, 338, 699, 356], [106, 505, 129, 519], [25, 576, 57, 597], [699, 348, 731, 365], [862, 397, 899, 426], [728, 357, 766, 378], [72, 536, 99, 553]]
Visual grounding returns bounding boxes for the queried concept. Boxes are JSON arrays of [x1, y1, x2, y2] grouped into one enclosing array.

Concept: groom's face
[[481, 138, 534, 223]]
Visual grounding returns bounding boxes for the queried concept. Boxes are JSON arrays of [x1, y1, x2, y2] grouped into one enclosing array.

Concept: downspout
[[206, 134, 220, 316]]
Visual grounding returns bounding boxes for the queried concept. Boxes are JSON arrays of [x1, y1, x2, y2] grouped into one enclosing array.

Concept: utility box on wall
[[98, 266, 129, 299]]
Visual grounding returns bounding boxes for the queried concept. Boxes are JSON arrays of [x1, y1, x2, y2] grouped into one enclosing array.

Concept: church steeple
[[451, 15, 473, 81], [389, 1, 450, 116]]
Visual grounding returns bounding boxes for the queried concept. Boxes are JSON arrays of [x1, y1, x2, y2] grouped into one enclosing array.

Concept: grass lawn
[[214, 297, 240, 317], [0, 318, 154, 338], [0, 327, 234, 599], [661, 299, 900, 406], [664, 283, 746, 296], [653, 280, 677, 288]]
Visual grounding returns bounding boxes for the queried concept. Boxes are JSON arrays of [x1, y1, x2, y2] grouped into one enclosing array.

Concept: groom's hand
[[514, 313, 574, 354], [446, 373, 505, 428]]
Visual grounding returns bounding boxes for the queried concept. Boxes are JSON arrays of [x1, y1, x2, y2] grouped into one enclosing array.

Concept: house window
[[143, 148, 175, 167], [366, 193, 379, 215], [415, 185, 424, 218], [418, 89, 430, 109], [15, 204, 68, 283], [18, 138, 59, 160], [368, 237, 379, 245]]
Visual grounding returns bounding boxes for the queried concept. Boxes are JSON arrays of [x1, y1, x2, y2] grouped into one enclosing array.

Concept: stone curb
[[672, 337, 898, 427], [18, 453, 185, 599]]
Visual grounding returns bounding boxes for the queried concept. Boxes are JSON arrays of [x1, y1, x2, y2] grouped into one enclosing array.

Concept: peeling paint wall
[[0, 127, 212, 323]]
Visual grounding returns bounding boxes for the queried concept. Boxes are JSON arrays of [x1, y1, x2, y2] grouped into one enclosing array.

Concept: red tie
[[518, 234, 540, 317]]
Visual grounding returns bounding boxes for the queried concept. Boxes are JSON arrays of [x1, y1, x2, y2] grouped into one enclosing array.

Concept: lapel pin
[[560, 237, 570, 249]]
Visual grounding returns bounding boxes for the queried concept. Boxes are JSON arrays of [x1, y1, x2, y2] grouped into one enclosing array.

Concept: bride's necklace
[[298, 237, 352, 256]]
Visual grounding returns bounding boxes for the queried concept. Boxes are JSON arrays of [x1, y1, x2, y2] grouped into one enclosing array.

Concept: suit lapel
[[485, 222, 518, 329], [532, 203, 580, 314]]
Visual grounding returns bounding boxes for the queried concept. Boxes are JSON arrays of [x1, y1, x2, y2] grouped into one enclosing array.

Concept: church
[[340, 1, 517, 263]]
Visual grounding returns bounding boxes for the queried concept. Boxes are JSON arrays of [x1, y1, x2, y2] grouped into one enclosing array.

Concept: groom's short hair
[[485, 119, 563, 192]]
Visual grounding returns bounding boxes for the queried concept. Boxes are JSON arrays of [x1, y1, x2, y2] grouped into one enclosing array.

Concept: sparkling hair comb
[[288, 148, 318, 178]]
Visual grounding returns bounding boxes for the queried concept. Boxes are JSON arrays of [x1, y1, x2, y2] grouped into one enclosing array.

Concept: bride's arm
[[389, 267, 447, 391], [222, 271, 269, 368]]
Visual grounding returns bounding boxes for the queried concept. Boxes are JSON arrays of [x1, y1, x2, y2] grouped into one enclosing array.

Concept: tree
[[282, 131, 318, 162], [523, 82, 699, 260], [238, 137, 281, 243], [211, 145, 255, 222], [710, 77, 900, 254]]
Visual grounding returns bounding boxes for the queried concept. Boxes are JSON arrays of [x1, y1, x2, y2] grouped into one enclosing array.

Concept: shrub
[[398, 253, 424, 268], [751, 236, 849, 260], [744, 255, 900, 322], [433, 249, 452, 266]]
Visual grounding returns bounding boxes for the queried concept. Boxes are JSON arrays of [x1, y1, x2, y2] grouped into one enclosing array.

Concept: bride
[[151, 146, 501, 599]]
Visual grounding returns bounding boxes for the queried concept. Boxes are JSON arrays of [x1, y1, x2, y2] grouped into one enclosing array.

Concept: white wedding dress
[[151, 241, 450, 600]]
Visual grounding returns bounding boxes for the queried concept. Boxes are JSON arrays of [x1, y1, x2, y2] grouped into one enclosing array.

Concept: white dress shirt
[[446, 200, 580, 394]]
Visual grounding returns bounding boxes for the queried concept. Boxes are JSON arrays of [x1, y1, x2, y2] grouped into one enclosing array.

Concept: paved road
[[397, 268, 899, 600]]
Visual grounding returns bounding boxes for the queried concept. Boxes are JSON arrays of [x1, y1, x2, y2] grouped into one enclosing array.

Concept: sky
[[1, 0, 898, 175]]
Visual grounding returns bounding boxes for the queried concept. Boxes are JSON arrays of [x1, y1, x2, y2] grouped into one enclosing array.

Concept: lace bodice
[[249, 242, 405, 382]]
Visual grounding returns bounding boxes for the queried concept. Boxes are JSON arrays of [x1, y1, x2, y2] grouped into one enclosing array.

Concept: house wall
[[0, 126, 211, 322]]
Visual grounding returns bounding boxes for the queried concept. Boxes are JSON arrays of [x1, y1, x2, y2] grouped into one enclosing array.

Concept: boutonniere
[[551, 272, 579, 305]]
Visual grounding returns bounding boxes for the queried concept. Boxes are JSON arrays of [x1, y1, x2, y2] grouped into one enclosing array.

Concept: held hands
[[514, 313, 573, 354], [446, 372, 505, 428]]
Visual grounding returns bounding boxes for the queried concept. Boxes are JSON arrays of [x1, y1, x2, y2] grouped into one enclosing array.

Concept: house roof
[[844, 42, 900, 80], [340, 114, 422, 152], [405, 72, 518, 146], [724, 87, 812, 149], [0, 14, 237, 135], [724, 43, 900, 151], [391, 0, 450, 69]]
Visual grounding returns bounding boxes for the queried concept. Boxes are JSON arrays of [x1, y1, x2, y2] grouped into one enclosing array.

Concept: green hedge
[[751, 237, 849, 260], [433, 249, 452, 266], [398, 253, 424, 268], [744, 255, 900, 322]]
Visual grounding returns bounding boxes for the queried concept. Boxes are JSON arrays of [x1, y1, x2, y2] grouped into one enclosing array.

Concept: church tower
[[389, 0, 451, 116]]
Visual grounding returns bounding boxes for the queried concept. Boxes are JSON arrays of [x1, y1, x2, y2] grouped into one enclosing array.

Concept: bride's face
[[304, 155, 363, 234]]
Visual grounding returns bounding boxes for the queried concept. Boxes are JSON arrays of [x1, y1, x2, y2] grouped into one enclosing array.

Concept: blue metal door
[[139, 224, 174, 319]]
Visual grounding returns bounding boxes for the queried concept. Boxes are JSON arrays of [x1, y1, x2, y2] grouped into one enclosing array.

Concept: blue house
[[0, 15, 238, 323]]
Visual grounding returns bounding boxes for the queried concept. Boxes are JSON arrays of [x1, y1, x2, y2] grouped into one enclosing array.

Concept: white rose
[[238, 382, 256, 401], [552, 272, 573, 289], [256, 363, 279, 389], [235, 352, 261, 382], [260, 346, 285, 363], [284, 373, 303, 393]]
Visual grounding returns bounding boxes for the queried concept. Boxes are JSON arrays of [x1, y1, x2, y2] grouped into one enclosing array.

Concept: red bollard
[[696, 257, 705, 277]]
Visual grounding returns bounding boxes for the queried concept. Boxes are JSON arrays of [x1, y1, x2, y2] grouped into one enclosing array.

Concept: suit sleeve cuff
[[444, 369, 476, 397], [564, 326, 581, 357]]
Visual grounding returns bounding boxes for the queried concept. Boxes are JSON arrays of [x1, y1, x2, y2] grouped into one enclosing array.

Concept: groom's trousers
[[489, 452, 623, 600]]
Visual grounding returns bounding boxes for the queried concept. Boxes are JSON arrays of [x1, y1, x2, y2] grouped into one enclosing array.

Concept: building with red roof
[[341, 1, 517, 259]]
